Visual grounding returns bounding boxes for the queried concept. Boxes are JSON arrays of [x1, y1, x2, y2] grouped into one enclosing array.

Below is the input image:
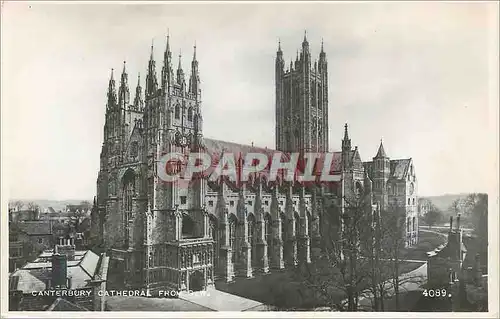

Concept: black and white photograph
[[1, 1, 498, 316]]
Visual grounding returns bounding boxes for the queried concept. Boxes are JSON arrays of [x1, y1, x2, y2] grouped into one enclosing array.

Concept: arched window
[[175, 104, 180, 119], [407, 217, 411, 233], [280, 213, 287, 243], [248, 214, 256, 267], [412, 198, 415, 205], [193, 114, 199, 131], [408, 198, 411, 205], [122, 170, 135, 249], [294, 130, 300, 149], [182, 214, 195, 238], [187, 107, 193, 121], [412, 216, 416, 232]]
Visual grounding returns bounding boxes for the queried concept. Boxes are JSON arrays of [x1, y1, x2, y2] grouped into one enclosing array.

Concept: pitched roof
[[390, 159, 411, 180], [375, 141, 387, 158], [203, 138, 276, 159], [16, 221, 52, 235], [46, 298, 88, 311], [10, 250, 104, 293], [363, 158, 412, 181]]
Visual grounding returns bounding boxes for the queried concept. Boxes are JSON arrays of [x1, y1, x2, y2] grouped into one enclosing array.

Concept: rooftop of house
[[10, 249, 104, 294], [363, 158, 412, 181], [11, 221, 53, 236]]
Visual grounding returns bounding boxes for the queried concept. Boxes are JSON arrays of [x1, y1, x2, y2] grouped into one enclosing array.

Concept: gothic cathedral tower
[[275, 33, 329, 153]]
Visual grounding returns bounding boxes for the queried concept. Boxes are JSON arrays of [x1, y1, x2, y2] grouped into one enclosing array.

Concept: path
[[356, 262, 427, 310], [178, 288, 269, 311]]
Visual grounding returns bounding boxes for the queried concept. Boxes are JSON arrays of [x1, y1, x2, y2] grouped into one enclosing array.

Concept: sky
[[2, 1, 498, 200]]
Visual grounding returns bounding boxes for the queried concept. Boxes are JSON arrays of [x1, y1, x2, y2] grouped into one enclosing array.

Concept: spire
[[150, 40, 154, 60], [106, 68, 117, 109], [146, 41, 158, 97], [375, 139, 387, 158], [166, 29, 170, 53], [177, 50, 185, 86], [162, 31, 173, 90], [342, 123, 351, 152], [303, 30, 308, 43], [133, 73, 144, 110], [189, 43, 200, 96], [321, 38, 324, 53], [193, 41, 197, 61], [118, 61, 130, 107]]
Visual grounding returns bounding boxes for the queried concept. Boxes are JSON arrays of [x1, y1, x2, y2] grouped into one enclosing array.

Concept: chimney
[[456, 214, 461, 231], [449, 216, 453, 232], [51, 253, 68, 288]]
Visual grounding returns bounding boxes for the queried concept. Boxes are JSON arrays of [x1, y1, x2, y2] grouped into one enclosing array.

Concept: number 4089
[[422, 289, 449, 298]]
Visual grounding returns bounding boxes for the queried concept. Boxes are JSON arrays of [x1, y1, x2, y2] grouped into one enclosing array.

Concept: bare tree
[[26, 202, 40, 212], [293, 185, 374, 311], [450, 198, 464, 216], [464, 193, 488, 251], [423, 202, 443, 229], [9, 200, 24, 211]]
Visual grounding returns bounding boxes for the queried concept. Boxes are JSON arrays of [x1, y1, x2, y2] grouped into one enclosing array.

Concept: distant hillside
[[9, 199, 92, 212]]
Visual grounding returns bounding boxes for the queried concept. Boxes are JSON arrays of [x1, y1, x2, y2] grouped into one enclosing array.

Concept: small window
[[180, 196, 187, 205], [294, 201, 297, 205], [230, 201, 235, 207], [264, 200, 269, 206], [412, 198, 415, 205], [38, 238, 43, 244], [208, 200, 214, 207], [408, 198, 410, 205], [280, 201, 284, 205], [247, 201, 253, 206]]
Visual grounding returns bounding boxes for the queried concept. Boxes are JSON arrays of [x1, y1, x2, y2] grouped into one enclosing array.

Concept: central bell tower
[[275, 32, 329, 153]]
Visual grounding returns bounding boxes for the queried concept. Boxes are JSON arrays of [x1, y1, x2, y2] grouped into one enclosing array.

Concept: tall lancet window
[[187, 107, 193, 121], [122, 170, 135, 249], [175, 104, 180, 119]]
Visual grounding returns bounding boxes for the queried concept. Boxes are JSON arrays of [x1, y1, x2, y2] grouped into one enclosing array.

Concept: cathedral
[[91, 32, 419, 293]]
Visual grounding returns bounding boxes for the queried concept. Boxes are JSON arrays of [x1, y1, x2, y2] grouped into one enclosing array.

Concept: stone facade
[[92, 33, 418, 292], [363, 142, 419, 247]]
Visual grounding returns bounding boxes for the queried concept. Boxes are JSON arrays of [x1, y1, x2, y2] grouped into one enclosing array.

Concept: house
[[9, 221, 54, 272], [9, 236, 110, 311]]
